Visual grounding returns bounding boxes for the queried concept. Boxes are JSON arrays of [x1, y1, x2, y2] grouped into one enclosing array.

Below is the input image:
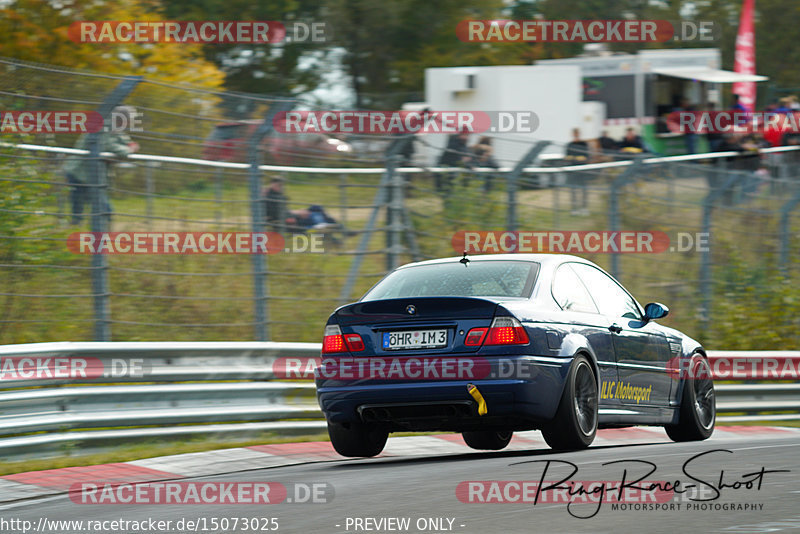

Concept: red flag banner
[[732, 0, 756, 111]]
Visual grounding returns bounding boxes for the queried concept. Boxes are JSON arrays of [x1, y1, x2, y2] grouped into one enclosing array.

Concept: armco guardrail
[[0, 343, 797, 461], [0, 342, 324, 460]]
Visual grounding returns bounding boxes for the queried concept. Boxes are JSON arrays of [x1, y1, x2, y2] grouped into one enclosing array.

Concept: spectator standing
[[262, 175, 289, 232], [436, 130, 470, 193], [61, 106, 139, 225], [565, 128, 591, 215], [706, 103, 724, 152], [471, 136, 499, 192]]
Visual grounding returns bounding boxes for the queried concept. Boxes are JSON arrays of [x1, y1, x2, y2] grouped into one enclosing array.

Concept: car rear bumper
[[316, 355, 572, 431]]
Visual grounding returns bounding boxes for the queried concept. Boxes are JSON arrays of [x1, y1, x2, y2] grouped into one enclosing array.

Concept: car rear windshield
[[361, 260, 539, 301]]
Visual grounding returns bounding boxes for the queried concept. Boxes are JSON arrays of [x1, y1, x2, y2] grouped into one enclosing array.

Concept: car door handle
[[609, 324, 623, 334]]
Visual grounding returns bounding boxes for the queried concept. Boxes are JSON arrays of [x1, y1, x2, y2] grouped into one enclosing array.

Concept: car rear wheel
[[462, 430, 513, 451], [542, 355, 598, 450], [665, 354, 715, 442], [327, 421, 388, 457]]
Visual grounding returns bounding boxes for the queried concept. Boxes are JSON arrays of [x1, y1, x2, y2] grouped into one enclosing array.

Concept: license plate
[[382, 329, 448, 350]]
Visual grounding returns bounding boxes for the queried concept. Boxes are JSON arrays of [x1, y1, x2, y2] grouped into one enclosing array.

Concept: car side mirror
[[644, 302, 669, 321]]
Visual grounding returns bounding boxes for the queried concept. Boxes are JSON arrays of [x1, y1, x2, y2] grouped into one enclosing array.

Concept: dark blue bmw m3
[[316, 254, 715, 457]]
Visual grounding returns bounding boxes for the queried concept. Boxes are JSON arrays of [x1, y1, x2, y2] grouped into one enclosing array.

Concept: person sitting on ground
[[262, 175, 342, 236], [618, 127, 645, 152], [565, 128, 590, 161], [598, 130, 618, 153]]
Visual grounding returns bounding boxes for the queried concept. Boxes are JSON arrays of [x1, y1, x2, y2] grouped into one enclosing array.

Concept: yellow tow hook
[[467, 383, 488, 416]]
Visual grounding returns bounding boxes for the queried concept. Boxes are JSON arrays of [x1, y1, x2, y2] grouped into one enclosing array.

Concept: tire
[[542, 355, 598, 450], [327, 421, 388, 457], [462, 430, 513, 451], [665, 354, 715, 442]]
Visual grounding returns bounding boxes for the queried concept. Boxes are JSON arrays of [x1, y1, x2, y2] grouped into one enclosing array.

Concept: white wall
[[422, 65, 583, 166]]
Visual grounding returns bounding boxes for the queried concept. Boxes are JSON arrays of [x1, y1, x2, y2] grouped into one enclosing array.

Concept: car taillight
[[485, 317, 529, 345], [322, 325, 365, 353], [322, 325, 347, 353], [344, 333, 365, 352], [465, 327, 488, 346]]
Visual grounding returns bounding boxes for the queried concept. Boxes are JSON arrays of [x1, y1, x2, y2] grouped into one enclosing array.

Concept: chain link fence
[[2, 57, 800, 348]]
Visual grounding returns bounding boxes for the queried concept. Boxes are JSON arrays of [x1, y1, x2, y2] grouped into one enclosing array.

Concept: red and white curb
[[1, 426, 797, 504]]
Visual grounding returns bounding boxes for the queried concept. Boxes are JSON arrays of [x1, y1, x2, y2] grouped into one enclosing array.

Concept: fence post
[[339, 136, 411, 304], [779, 188, 800, 274], [386, 155, 406, 271], [87, 76, 141, 341], [248, 100, 294, 341], [339, 173, 348, 233], [215, 168, 223, 224], [402, 195, 422, 263], [145, 162, 156, 229], [608, 159, 642, 281], [699, 170, 748, 331], [552, 180, 560, 228], [506, 142, 549, 232]]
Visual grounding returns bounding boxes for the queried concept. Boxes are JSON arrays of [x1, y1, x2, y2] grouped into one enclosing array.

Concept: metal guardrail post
[[248, 100, 295, 341], [87, 76, 141, 341], [608, 158, 642, 280], [506, 142, 549, 232]]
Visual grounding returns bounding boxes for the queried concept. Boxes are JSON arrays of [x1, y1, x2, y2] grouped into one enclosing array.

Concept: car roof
[[393, 253, 597, 270]]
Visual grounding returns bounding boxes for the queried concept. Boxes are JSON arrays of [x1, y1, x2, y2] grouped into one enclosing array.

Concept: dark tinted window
[[362, 261, 539, 301]]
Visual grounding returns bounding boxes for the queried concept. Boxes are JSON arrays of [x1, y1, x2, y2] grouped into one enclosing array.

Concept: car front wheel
[[665, 354, 715, 442]]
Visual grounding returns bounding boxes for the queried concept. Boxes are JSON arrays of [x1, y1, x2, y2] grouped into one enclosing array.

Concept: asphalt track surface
[[3, 431, 800, 534]]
